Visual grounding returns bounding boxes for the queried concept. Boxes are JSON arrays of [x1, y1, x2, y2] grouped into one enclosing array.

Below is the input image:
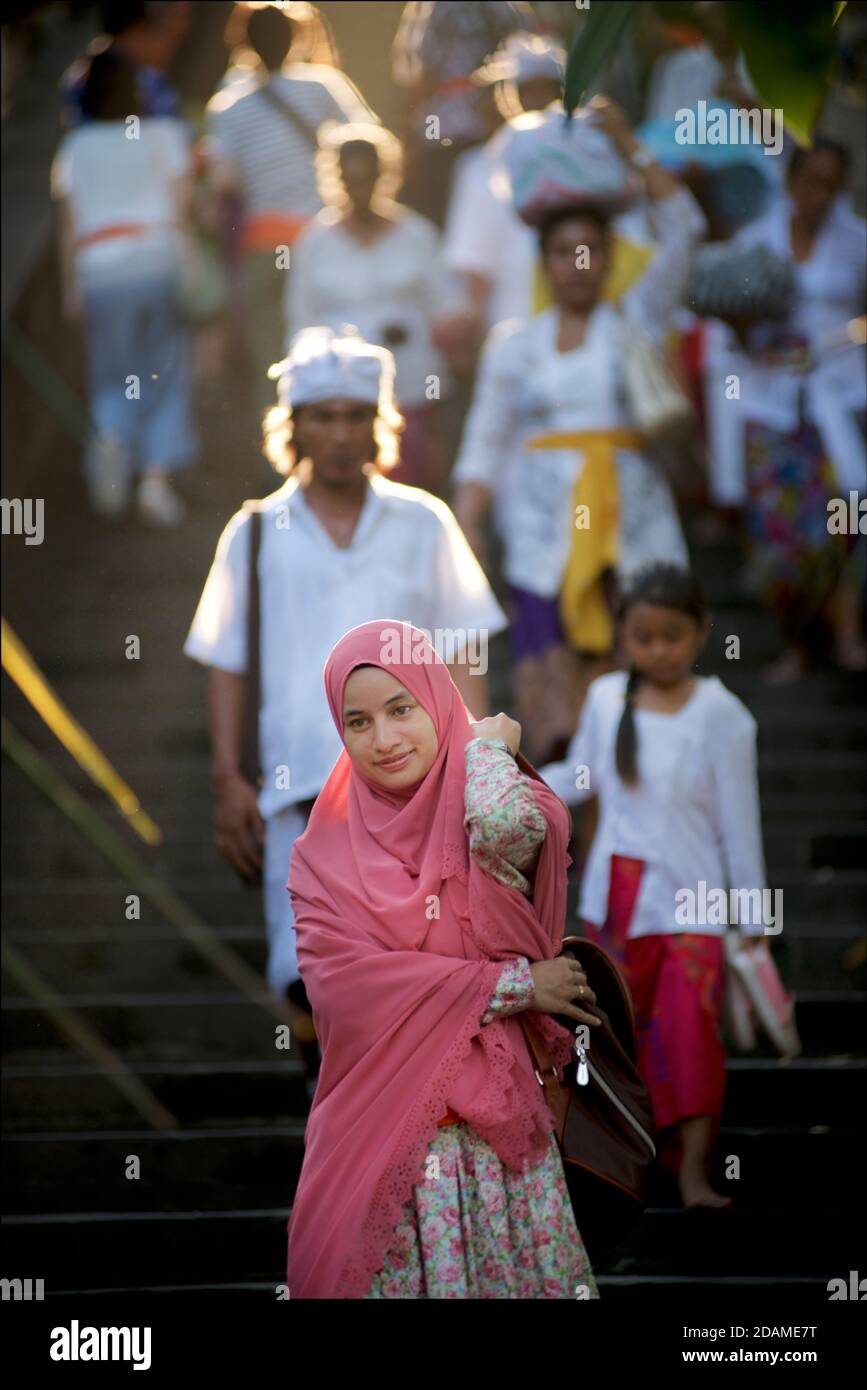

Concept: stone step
[[8, 795, 865, 868], [8, 745, 865, 778], [762, 827, 867, 871], [656, 1127, 866, 1208], [772, 932, 867, 990], [2, 993, 287, 1064], [1, 1203, 859, 1287], [721, 1058, 865, 1127], [1, 1126, 304, 1216], [0, 1209, 289, 1289], [6, 699, 862, 787], [2, 925, 863, 998], [2, 1057, 864, 1134], [5, 815, 865, 878], [4, 665, 863, 745], [6, 778, 867, 831], [3, 989, 863, 1063], [4, 867, 863, 928], [595, 1207, 865, 1279], [761, 795, 867, 822], [6, 678, 863, 751], [6, 778, 863, 861], [2, 1124, 861, 1217], [29, 628, 512, 682], [1, 1060, 309, 1134], [2, 1126, 302, 1216], [722, 677, 867, 718], [758, 722, 867, 754], [756, 757, 867, 798]]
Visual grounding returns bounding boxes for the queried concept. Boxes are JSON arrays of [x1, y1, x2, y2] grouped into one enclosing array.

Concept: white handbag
[[619, 309, 695, 444], [722, 931, 802, 1059]]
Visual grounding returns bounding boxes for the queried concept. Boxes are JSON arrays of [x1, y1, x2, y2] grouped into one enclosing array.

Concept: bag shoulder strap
[[257, 77, 322, 151], [518, 1014, 569, 1137], [240, 500, 263, 786]]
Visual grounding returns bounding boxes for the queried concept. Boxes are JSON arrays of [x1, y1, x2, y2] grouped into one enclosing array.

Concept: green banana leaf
[[563, 1, 638, 114], [561, 0, 845, 146]]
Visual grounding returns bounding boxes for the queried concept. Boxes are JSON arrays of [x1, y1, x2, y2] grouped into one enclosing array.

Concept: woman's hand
[[586, 94, 634, 154], [528, 956, 602, 1027], [469, 713, 521, 756]]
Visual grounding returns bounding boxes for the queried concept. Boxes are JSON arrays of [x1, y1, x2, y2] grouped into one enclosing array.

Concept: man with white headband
[[184, 326, 507, 1095]]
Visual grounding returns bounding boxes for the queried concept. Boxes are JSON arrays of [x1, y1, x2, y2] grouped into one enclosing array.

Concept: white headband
[[270, 326, 396, 411], [475, 33, 566, 86]]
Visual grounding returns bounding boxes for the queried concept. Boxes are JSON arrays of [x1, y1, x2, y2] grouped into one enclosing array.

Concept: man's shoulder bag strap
[[240, 500, 263, 788], [257, 78, 322, 151]]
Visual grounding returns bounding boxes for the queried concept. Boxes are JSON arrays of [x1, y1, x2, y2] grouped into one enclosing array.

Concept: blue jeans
[[82, 270, 198, 477]]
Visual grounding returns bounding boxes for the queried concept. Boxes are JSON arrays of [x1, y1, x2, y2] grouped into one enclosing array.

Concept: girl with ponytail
[[541, 562, 769, 1209]]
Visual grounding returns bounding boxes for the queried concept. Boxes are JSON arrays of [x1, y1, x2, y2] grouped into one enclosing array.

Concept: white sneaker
[[86, 432, 130, 517], [137, 475, 186, 527]]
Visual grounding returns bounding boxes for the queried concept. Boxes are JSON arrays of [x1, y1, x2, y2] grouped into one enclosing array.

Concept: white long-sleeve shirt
[[284, 205, 455, 408], [540, 671, 768, 937], [451, 303, 690, 596], [451, 185, 702, 594], [703, 192, 867, 504]]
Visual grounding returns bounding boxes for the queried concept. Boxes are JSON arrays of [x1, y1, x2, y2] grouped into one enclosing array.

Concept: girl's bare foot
[[679, 1170, 733, 1209]]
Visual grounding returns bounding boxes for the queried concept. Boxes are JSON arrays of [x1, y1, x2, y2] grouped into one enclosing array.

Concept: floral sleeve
[[481, 955, 536, 1026], [464, 737, 547, 895]]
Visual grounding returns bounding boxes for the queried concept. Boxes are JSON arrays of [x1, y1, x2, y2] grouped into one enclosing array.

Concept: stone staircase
[[3, 453, 865, 1297], [2, 181, 865, 1296]]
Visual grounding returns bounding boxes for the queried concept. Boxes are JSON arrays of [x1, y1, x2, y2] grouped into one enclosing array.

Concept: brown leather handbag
[[519, 935, 657, 1256]]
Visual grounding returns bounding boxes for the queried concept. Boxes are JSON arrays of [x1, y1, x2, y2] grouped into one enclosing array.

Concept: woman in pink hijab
[[286, 619, 602, 1298]]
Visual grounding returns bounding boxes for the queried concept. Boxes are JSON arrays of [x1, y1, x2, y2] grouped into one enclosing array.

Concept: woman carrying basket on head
[[452, 97, 705, 765], [285, 618, 602, 1299]]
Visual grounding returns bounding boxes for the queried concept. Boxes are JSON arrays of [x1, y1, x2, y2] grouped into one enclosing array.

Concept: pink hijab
[[285, 620, 575, 1299]]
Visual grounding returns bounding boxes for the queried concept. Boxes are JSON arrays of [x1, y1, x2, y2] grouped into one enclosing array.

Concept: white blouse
[[540, 671, 768, 938], [452, 302, 689, 597], [284, 206, 455, 408], [452, 187, 702, 597], [50, 118, 191, 286]]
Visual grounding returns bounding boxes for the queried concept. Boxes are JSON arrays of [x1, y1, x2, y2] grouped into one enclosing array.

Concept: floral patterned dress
[[365, 738, 599, 1299]]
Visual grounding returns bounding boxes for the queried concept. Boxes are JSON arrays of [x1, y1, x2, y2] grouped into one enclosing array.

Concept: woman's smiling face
[[342, 665, 438, 790]]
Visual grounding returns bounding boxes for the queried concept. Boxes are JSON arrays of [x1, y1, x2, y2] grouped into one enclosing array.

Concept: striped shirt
[[206, 63, 374, 220], [392, 0, 531, 142]]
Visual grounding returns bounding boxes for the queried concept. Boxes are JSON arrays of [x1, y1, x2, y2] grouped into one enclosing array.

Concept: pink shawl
[[285, 620, 575, 1298]]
